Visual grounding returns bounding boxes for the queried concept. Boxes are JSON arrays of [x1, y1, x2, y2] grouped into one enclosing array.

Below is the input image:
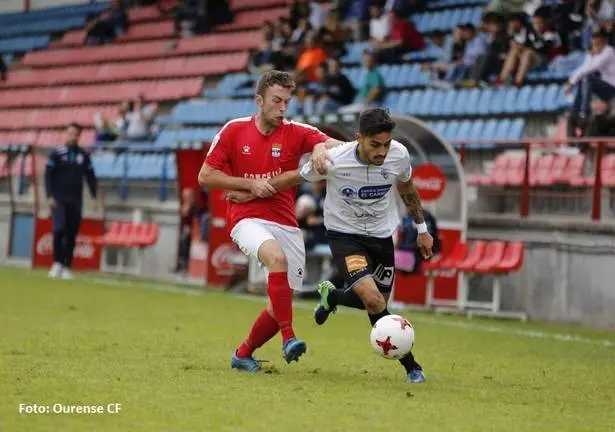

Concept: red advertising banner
[[32, 217, 105, 270], [206, 189, 242, 287], [412, 163, 447, 202]]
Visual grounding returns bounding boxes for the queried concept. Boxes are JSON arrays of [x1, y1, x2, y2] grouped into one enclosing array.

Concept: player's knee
[[355, 279, 385, 313], [259, 241, 288, 271]]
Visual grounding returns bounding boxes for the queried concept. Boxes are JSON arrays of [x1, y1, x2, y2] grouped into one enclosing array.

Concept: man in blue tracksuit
[[45, 122, 98, 279]]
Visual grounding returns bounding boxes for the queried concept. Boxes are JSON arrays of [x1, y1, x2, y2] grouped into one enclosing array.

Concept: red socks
[[267, 271, 295, 341], [236, 309, 279, 358]]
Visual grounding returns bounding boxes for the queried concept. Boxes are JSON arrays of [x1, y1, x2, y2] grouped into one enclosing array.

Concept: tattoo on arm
[[397, 180, 425, 224]]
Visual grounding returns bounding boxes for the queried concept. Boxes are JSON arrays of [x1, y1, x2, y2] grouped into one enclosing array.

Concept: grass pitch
[[1, 267, 614, 432]]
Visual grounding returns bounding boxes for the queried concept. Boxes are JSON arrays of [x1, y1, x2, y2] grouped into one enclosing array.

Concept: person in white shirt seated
[[368, 2, 391, 49], [566, 29, 615, 121]]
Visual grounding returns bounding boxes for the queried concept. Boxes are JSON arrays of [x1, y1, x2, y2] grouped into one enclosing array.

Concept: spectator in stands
[[321, 10, 350, 58], [94, 100, 134, 144], [423, 27, 466, 81], [496, 11, 561, 86], [371, 8, 425, 63], [249, 26, 287, 73], [486, 0, 527, 16], [463, 12, 509, 87], [553, 0, 586, 53], [339, 50, 385, 113], [444, 23, 489, 85], [290, 17, 312, 46], [124, 94, 157, 141], [175, 188, 200, 274], [368, 2, 392, 47], [342, 0, 371, 41], [85, 0, 128, 45], [290, 0, 326, 31], [295, 31, 329, 83], [272, 18, 292, 51], [566, 29, 615, 128], [302, 59, 356, 115], [583, 0, 614, 49]]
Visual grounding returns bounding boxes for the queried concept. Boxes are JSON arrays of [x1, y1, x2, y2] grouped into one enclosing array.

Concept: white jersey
[[300, 140, 412, 238]]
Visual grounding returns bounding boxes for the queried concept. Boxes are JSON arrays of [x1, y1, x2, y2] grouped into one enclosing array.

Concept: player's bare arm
[[311, 138, 345, 174], [226, 170, 302, 204], [397, 179, 434, 259], [198, 162, 276, 198]]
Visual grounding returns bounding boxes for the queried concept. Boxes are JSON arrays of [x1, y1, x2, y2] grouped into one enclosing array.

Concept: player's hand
[[249, 179, 276, 198], [417, 232, 434, 260], [47, 198, 56, 209], [226, 191, 255, 204], [310, 143, 333, 175]]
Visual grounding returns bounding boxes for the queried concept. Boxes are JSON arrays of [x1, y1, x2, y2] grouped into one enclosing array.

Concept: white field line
[[82, 276, 615, 348]]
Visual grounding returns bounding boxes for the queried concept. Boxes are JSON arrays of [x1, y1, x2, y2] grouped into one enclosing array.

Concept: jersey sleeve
[[299, 161, 327, 182], [205, 125, 232, 171], [396, 145, 412, 183], [293, 121, 330, 154]]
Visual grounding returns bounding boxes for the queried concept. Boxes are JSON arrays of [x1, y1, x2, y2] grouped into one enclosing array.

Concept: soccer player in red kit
[[198, 70, 342, 372]]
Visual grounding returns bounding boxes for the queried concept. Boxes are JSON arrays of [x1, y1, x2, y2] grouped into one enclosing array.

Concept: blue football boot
[[282, 337, 307, 363], [407, 368, 426, 384], [230, 352, 262, 372]]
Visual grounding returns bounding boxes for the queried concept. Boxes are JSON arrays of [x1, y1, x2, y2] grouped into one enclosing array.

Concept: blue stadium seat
[[508, 118, 525, 140], [0, 16, 85, 38], [0, 35, 49, 54]]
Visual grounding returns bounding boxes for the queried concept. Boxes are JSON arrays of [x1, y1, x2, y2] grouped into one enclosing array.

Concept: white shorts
[[230, 218, 307, 292]]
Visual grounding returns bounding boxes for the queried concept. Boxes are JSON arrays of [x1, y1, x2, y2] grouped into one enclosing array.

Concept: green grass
[[1, 267, 614, 432]]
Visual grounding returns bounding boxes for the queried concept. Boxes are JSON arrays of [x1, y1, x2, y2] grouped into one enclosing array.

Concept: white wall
[[0, 0, 25, 14]]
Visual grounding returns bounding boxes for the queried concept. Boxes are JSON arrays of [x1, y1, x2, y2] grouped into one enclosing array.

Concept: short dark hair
[[359, 108, 395, 137], [67, 122, 83, 132], [255, 70, 296, 97]]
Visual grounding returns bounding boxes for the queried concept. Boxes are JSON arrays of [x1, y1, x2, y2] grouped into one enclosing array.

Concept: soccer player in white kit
[[228, 108, 434, 383]]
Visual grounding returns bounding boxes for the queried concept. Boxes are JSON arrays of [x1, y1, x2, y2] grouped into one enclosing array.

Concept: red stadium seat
[[22, 31, 260, 69], [438, 241, 468, 270], [97, 221, 161, 275], [230, 0, 286, 9], [472, 241, 506, 273], [457, 240, 487, 272], [492, 242, 524, 273], [457, 241, 527, 319], [423, 241, 467, 308], [118, 21, 176, 42], [0, 78, 199, 108], [219, 7, 288, 31]]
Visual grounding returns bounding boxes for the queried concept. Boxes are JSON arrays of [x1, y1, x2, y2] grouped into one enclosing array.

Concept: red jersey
[[205, 116, 329, 231]]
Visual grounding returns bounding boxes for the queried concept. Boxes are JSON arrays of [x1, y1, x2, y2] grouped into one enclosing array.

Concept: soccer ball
[[370, 314, 415, 360]]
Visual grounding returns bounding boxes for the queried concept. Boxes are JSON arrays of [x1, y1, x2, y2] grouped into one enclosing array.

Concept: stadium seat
[[461, 241, 526, 318], [22, 31, 261, 67], [456, 240, 487, 272], [98, 220, 161, 275], [423, 241, 468, 307], [2, 53, 248, 88]]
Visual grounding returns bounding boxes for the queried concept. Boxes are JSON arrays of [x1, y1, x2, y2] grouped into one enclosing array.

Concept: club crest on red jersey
[[271, 143, 282, 158], [242, 145, 251, 155]]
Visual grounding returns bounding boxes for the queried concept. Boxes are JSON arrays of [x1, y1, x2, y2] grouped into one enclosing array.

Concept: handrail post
[[591, 141, 604, 221], [520, 141, 531, 218]]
